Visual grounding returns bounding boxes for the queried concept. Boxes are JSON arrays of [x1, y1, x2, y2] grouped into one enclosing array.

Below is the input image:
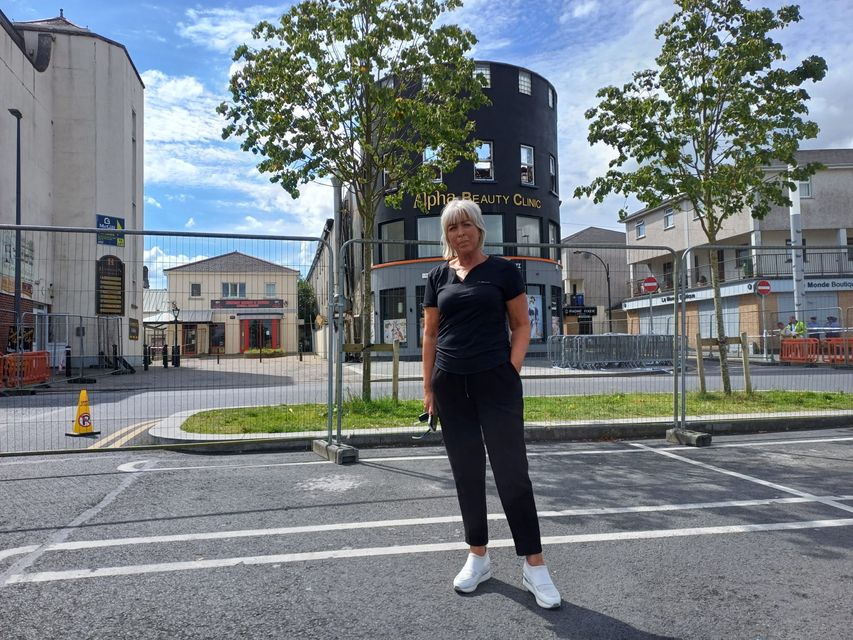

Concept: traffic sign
[[755, 280, 771, 296], [641, 276, 659, 294]]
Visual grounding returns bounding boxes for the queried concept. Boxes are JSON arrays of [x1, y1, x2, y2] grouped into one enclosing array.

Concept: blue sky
[[7, 0, 853, 240]]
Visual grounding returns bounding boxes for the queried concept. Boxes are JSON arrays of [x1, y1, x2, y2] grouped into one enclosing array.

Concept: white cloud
[[560, 0, 599, 24], [177, 5, 290, 54], [145, 196, 162, 208], [185, 217, 196, 228]]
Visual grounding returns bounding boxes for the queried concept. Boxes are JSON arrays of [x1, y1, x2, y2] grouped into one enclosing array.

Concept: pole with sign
[[755, 280, 771, 359], [642, 276, 659, 334]]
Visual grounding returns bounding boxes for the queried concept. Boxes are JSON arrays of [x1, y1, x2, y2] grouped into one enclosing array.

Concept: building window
[[663, 208, 675, 230], [663, 261, 673, 289], [520, 145, 535, 185], [265, 283, 276, 298], [474, 141, 494, 181], [210, 323, 225, 352], [379, 219, 405, 263], [516, 215, 540, 257], [423, 147, 442, 183], [518, 70, 532, 95], [474, 62, 490, 88], [549, 222, 560, 261], [382, 153, 398, 191], [222, 282, 246, 298], [190, 283, 201, 297], [380, 287, 407, 346], [549, 155, 557, 193], [483, 214, 503, 254], [417, 217, 442, 258], [548, 87, 555, 108], [635, 220, 645, 239], [798, 177, 812, 198]]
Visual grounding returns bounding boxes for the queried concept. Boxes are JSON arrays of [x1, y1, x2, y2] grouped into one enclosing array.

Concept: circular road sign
[[641, 276, 659, 294], [755, 280, 771, 296]]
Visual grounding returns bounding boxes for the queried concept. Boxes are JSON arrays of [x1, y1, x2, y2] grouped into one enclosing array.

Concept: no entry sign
[[755, 280, 771, 296], [641, 276, 659, 294]]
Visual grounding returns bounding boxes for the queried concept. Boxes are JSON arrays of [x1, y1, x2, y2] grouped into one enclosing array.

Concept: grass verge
[[180, 391, 853, 435]]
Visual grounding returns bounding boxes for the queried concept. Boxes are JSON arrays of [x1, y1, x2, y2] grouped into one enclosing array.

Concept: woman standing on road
[[421, 198, 561, 609]]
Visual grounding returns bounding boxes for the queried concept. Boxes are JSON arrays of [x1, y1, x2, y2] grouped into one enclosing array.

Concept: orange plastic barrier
[[822, 338, 853, 365], [780, 338, 820, 363], [3, 351, 51, 388]]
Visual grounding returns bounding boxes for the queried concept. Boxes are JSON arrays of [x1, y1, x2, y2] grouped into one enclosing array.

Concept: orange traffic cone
[[67, 390, 100, 437]]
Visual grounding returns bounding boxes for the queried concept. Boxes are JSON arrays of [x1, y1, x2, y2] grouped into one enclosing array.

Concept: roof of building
[[561, 226, 626, 244], [143, 289, 171, 315], [5, 9, 143, 85], [164, 251, 299, 274]]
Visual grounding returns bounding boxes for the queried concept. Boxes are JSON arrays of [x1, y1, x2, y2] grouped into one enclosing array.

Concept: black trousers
[[431, 361, 542, 556]]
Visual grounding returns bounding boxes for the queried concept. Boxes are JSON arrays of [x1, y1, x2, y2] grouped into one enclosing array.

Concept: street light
[[171, 301, 180, 367], [574, 250, 613, 333], [8, 109, 23, 350]]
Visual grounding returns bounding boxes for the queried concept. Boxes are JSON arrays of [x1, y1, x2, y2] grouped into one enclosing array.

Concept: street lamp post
[[8, 109, 23, 350], [574, 251, 613, 333], [171, 302, 180, 367]]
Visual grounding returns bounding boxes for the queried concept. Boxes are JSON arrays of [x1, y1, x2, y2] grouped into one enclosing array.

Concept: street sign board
[[564, 305, 598, 317], [755, 280, 771, 296], [96, 214, 125, 247], [641, 276, 659, 294]]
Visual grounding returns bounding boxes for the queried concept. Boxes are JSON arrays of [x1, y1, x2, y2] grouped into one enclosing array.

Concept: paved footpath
[[1, 428, 851, 639]]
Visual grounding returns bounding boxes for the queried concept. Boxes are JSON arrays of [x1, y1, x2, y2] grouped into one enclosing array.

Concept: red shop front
[[239, 317, 280, 352]]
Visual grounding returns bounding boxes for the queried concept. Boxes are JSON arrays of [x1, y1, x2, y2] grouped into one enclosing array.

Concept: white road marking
[[8, 518, 853, 584], [1, 494, 850, 563], [630, 442, 853, 516], [112, 434, 853, 473]]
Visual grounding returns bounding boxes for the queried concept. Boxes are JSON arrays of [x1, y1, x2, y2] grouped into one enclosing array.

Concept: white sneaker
[[453, 552, 491, 593], [521, 561, 561, 609]]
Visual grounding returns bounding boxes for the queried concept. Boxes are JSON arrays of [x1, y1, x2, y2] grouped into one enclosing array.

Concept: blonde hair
[[439, 198, 487, 260]]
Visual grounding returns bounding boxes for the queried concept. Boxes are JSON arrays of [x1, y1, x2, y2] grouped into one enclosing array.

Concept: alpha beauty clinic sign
[[414, 191, 542, 211]]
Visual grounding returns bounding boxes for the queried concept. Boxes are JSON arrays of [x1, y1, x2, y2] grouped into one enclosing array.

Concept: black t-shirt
[[423, 255, 525, 374]]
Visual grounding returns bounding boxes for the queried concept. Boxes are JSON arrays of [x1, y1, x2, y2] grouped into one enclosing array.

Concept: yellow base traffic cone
[[67, 389, 100, 437]]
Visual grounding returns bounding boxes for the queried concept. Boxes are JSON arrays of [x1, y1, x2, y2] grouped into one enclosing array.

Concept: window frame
[[663, 208, 675, 230], [549, 155, 557, 193], [190, 283, 201, 297], [422, 147, 442, 183], [379, 219, 406, 263], [474, 141, 494, 181], [474, 62, 491, 88], [265, 282, 277, 298], [520, 144, 535, 186], [516, 214, 541, 258], [635, 220, 646, 239], [798, 177, 812, 198], [221, 282, 246, 298], [518, 70, 532, 95]]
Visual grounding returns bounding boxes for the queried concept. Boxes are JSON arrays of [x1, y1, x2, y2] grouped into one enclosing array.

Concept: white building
[[0, 10, 144, 360], [619, 149, 853, 342]]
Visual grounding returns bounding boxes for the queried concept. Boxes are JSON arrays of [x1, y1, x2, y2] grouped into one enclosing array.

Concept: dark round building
[[371, 61, 562, 358]]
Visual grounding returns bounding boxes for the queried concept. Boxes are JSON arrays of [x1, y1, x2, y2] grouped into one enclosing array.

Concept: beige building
[[561, 227, 628, 334], [620, 149, 853, 341], [153, 252, 299, 356], [0, 10, 144, 361]]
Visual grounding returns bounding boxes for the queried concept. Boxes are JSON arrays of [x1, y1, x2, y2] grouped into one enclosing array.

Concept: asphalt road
[[1, 428, 851, 639]]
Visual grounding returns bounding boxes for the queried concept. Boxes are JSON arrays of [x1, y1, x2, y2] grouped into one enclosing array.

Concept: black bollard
[[65, 345, 72, 378], [162, 345, 168, 368], [112, 345, 119, 370], [143, 344, 149, 371]]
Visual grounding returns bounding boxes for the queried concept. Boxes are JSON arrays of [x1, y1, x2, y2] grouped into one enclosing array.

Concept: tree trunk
[[708, 248, 732, 394], [360, 239, 373, 402]]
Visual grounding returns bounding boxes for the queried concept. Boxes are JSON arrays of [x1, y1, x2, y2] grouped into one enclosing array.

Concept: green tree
[[574, 0, 826, 393], [218, 0, 487, 400]]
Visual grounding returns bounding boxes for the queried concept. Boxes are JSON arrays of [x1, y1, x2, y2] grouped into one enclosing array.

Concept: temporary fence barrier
[[0, 224, 333, 456], [548, 334, 682, 369], [780, 338, 821, 364]]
